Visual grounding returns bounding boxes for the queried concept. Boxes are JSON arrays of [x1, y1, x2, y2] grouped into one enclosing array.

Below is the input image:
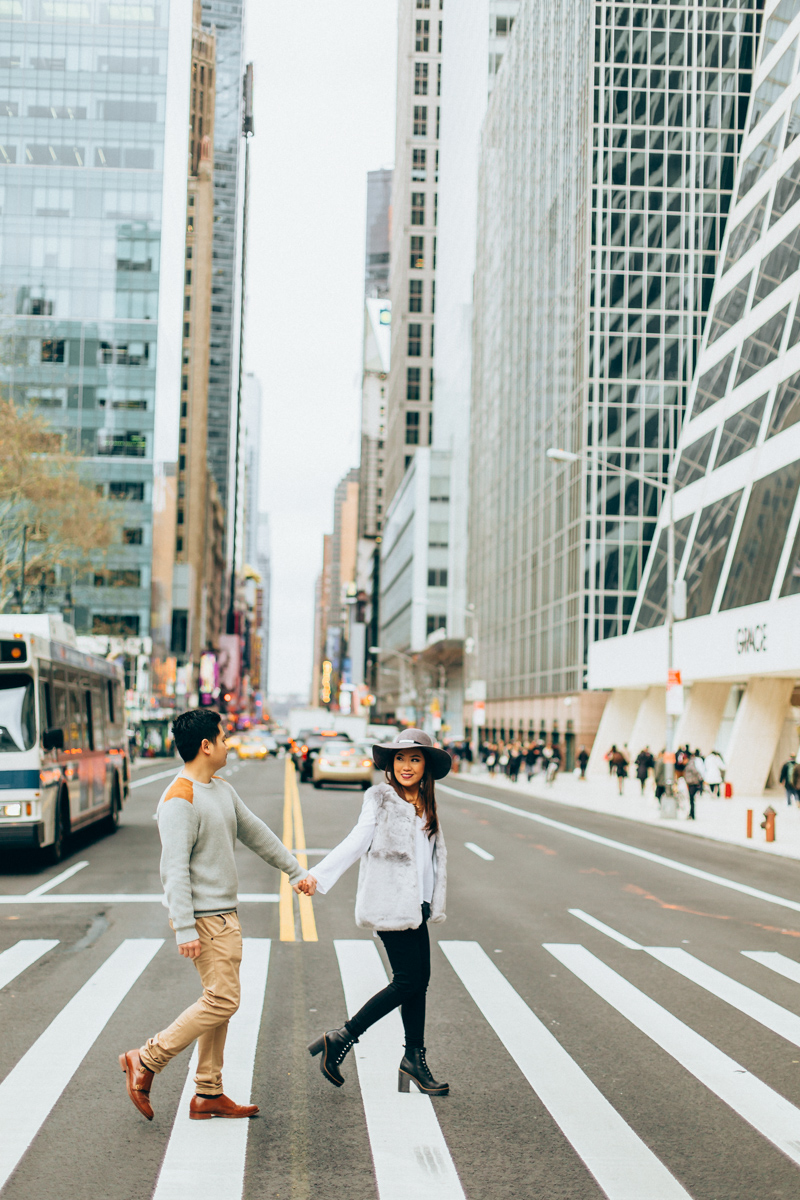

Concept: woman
[[635, 747, 654, 795], [704, 749, 725, 797], [610, 746, 629, 795], [577, 745, 589, 780], [508, 741, 523, 783], [301, 729, 450, 1096]]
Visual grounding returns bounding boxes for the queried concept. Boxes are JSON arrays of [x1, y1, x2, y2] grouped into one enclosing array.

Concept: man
[[120, 709, 308, 1121], [780, 756, 799, 807], [683, 749, 705, 821]]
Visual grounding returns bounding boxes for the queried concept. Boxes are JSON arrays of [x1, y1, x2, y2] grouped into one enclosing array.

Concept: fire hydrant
[[760, 806, 777, 843]]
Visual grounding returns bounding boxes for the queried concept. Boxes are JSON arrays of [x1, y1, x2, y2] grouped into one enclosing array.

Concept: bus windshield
[[0, 673, 36, 753]]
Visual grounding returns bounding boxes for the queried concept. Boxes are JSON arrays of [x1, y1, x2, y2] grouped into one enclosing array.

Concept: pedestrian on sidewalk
[[508, 741, 524, 783], [302, 729, 450, 1096], [610, 746, 629, 795], [654, 751, 667, 804], [635, 747, 654, 795], [704, 749, 725, 796], [545, 742, 561, 784], [119, 709, 308, 1122], [683, 750, 705, 821], [577, 745, 589, 780], [605, 745, 618, 776], [525, 740, 540, 781], [779, 755, 799, 807]]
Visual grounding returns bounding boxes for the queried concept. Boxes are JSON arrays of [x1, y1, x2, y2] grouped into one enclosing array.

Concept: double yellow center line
[[280, 756, 318, 941]]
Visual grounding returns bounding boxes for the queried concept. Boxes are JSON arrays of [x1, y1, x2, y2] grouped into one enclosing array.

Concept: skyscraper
[[383, 0, 443, 505], [359, 169, 392, 543], [468, 0, 759, 756], [0, 1, 192, 639], [591, 0, 800, 795]]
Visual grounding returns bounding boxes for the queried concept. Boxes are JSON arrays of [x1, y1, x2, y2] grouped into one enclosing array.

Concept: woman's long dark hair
[[385, 756, 439, 837]]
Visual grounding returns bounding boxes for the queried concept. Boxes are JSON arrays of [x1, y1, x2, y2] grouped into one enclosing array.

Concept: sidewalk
[[454, 764, 800, 862]]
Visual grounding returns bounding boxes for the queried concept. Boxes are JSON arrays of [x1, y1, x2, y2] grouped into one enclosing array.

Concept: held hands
[[178, 939, 202, 959], [294, 875, 318, 896]]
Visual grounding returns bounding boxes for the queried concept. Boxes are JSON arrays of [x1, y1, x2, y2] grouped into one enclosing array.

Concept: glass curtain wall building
[[590, 0, 800, 795], [0, 0, 190, 637], [468, 0, 759, 747]]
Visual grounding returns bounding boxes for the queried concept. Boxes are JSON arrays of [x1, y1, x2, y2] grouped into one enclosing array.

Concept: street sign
[[666, 668, 684, 715], [473, 700, 486, 726]]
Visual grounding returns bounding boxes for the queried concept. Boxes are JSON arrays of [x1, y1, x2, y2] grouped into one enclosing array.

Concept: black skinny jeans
[[345, 913, 431, 1049]]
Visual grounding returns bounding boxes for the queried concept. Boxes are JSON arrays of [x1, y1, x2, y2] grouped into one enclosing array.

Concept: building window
[[431, 280, 435, 313], [411, 192, 425, 224], [434, 191, 438, 225], [429, 366, 434, 403], [496, 15, 514, 35], [170, 609, 188, 654], [406, 411, 421, 444], [407, 367, 421, 400], [123, 527, 143, 545], [433, 236, 437, 268], [412, 147, 426, 180], [92, 614, 140, 636], [426, 615, 447, 636], [176, 537, 183, 553], [408, 324, 422, 356], [109, 481, 144, 501], [438, 20, 442, 52], [413, 106, 427, 137], [410, 236, 424, 269], [415, 19, 429, 52], [93, 569, 141, 588], [430, 323, 435, 357], [409, 279, 423, 312], [437, 62, 441, 96], [414, 62, 428, 95], [429, 410, 433, 444], [428, 569, 448, 586], [97, 431, 146, 458], [436, 107, 440, 138], [40, 339, 65, 362]]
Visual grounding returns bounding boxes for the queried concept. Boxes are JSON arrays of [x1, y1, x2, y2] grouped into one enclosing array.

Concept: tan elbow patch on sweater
[[164, 778, 194, 803]]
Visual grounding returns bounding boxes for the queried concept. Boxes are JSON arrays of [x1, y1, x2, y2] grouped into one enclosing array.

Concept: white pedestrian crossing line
[[742, 951, 800, 986], [440, 941, 691, 1200], [568, 909, 643, 949], [546, 943, 800, 1170], [129, 767, 181, 790], [646, 948, 800, 1049], [0, 893, 279, 905], [0, 940, 58, 992], [0, 938, 163, 1192], [439, 783, 800, 915], [464, 842, 494, 861], [25, 861, 88, 897], [334, 939, 466, 1200], [152, 939, 271, 1200]]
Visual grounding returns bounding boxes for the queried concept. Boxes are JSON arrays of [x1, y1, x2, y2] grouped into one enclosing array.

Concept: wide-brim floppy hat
[[372, 728, 452, 780]]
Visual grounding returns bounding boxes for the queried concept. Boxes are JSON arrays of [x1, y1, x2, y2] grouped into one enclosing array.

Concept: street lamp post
[[546, 447, 679, 812]]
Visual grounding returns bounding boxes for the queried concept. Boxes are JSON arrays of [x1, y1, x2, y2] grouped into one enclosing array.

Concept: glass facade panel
[[674, 430, 715, 490], [750, 40, 797, 129], [721, 462, 800, 609], [634, 514, 692, 631], [693, 352, 734, 416], [767, 368, 800, 437], [737, 118, 783, 200], [725, 196, 767, 269], [754, 225, 800, 302], [684, 491, 742, 619], [780, 507, 800, 595], [770, 155, 800, 224], [763, 0, 800, 59], [707, 272, 751, 343], [715, 395, 766, 466], [734, 306, 789, 386]]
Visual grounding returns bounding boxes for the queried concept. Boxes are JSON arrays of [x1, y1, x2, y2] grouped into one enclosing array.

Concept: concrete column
[[726, 677, 795, 796], [628, 686, 666, 756], [587, 689, 646, 774], [674, 681, 730, 756]]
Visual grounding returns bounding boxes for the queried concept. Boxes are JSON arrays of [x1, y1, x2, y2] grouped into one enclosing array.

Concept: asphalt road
[[3, 756, 800, 1199]]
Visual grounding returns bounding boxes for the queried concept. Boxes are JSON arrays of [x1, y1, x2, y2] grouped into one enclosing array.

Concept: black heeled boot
[[398, 1046, 449, 1095], [308, 1025, 358, 1088]]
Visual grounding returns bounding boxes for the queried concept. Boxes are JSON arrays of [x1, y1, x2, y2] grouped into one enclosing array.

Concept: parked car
[[312, 741, 374, 790]]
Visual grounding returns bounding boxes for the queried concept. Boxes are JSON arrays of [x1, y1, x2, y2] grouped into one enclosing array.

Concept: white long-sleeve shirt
[[312, 791, 435, 903]]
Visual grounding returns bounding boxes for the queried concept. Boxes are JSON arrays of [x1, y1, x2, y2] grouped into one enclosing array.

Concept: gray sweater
[[157, 772, 307, 944]]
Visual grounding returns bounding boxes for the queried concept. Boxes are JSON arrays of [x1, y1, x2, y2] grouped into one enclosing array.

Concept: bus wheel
[[105, 777, 121, 835], [46, 791, 70, 865]]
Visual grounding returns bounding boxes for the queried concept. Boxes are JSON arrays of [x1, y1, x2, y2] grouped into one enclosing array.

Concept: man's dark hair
[[172, 709, 222, 762]]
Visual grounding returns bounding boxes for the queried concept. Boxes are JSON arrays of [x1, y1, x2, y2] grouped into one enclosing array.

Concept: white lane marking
[[334, 939, 466, 1200], [0, 938, 163, 1191], [152, 939, 271, 1200], [441, 941, 690, 1200], [25, 861, 89, 897], [647, 948, 800, 1048], [0, 940, 59, 991], [439, 783, 800, 915], [0, 893, 279, 905], [743, 951, 800, 986], [568, 909, 642, 950], [464, 842, 494, 861], [545, 943, 800, 1169], [129, 767, 180, 790]]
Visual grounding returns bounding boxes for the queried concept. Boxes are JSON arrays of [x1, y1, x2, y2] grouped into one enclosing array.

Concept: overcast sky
[[244, 3, 397, 697]]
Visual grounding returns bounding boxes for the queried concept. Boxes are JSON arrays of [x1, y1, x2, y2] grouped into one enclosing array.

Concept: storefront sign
[[736, 624, 767, 654]]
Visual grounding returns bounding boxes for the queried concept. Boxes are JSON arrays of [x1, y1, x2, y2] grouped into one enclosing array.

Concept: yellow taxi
[[236, 735, 270, 760], [312, 740, 374, 789]]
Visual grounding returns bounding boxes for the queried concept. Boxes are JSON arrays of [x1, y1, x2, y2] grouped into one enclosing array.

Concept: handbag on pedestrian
[[303, 729, 451, 1097]]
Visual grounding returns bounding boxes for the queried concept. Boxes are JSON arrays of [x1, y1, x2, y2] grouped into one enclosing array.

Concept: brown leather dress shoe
[[189, 1093, 259, 1120], [119, 1049, 154, 1121]]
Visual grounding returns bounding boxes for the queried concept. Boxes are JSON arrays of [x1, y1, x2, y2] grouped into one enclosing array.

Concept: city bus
[[0, 615, 129, 863]]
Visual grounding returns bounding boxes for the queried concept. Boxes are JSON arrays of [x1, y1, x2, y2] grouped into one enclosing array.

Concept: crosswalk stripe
[[334, 939, 466, 1200], [440, 941, 691, 1200], [0, 938, 163, 1191], [546, 943, 800, 1169], [152, 939, 271, 1200], [568, 909, 642, 949], [742, 951, 800, 986], [646, 948, 800, 1049], [25, 862, 89, 897], [0, 940, 59, 992]]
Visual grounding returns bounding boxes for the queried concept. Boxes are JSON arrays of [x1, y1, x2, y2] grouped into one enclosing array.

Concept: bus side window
[[53, 668, 67, 739], [114, 682, 123, 730], [66, 672, 85, 751], [107, 678, 115, 726], [85, 689, 95, 753], [92, 684, 106, 751], [39, 677, 53, 732]]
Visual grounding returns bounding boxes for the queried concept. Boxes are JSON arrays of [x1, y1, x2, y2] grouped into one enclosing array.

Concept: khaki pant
[[140, 912, 242, 1095]]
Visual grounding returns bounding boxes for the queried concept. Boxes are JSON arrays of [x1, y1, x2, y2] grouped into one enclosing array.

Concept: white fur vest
[[354, 782, 447, 931]]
